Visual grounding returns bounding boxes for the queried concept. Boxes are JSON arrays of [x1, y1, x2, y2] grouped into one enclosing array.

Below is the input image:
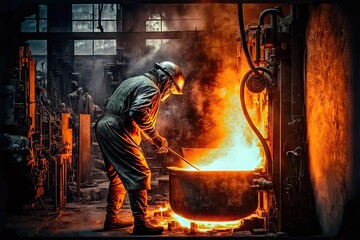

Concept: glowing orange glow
[[171, 212, 241, 230], [183, 58, 268, 171]]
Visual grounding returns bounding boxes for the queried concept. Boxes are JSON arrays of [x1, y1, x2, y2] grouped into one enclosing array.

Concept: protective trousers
[[105, 163, 127, 218], [128, 189, 148, 226]]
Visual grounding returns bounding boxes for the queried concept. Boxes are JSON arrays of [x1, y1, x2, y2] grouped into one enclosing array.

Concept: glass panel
[[34, 55, 48, 90], [27, 40, 47, 55], [74, 40, 93, 55], [39, 5, 47, 18], [39, 20, 47, 32], [95, 21, 116, 32], [33, 56, 47, 74], [94, 40, 116, 55], [72, 4, 93, 20], [72, 21, 93, 32], [146, 20, 162, 32], [94, 4, 116, 20], [21, 20, 37, 32], [21, 19, 47, 32]]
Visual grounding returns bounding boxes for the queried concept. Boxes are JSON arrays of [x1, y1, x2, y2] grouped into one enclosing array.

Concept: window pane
[[94, 4, 116, 20], [21, 20, 37, 32], [33, 56, 47, 73], [39, 20, 47, 32], [27, 40, 47, 55], [94, 40, 116, 55], [39, 5, 47, 18], [146, 20, 162, 32], [74, 40, 93, 55], [95, 21, 116, 32], [73, 21, 93, 32], [21, 19, 47, 32], [72, 4, 93, 20]]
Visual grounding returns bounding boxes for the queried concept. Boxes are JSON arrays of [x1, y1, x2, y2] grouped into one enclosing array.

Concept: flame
[[155, 205, 262, 231], [171, 212, 241, 230], [183, 60, 268, 171]]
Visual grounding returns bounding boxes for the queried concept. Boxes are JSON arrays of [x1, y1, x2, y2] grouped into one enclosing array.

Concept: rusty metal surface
[[168, 167, 258, 221], [79, 114, 92, 185]]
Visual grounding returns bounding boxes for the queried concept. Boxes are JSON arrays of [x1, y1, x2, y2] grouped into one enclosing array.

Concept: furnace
[[1, 1, 357, 238]]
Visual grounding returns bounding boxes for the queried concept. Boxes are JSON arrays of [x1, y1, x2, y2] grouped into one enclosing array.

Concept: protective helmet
[[155, 61, 185, 95]]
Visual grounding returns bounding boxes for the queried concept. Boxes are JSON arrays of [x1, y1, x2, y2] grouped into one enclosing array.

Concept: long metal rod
[[166, 147, 201, 171], [142, 132, 200, 170]]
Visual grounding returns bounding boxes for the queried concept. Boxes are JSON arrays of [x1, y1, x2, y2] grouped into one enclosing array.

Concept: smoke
[[80, 3, 290, 151], [74, 58, 111, 107], [125, 3, 261, 148]]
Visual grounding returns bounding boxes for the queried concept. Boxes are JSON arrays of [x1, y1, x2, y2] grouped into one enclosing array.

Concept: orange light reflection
[[181, 63, 268, 171], [171, 212, 241, 230]]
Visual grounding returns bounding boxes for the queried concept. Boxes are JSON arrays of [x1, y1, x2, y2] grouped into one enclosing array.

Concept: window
[[145, 14, 169, 52], [27, 40, 47, 73], [145, 11, 205, 51], [145, 13, 205, 32], [72, 4, 117, 32], [94, 40, 117, 55], [74, 40, 116, 55], [26, 40, 48, 88], [146, 14, 168, 32], [73, 4, 117, 55], [21, 5, 47, 32], [74, 40, 93, 55]]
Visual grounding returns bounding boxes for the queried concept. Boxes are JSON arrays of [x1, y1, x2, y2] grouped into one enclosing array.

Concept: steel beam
[[19, 31, 204, 41]]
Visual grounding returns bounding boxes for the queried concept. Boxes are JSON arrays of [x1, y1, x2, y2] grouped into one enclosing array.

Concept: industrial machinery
[[0, 43, 73, 214], [236, 4, 316, 235]]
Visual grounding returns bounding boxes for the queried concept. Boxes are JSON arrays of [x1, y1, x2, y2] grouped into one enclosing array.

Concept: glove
[[152, 135, 168, 154]]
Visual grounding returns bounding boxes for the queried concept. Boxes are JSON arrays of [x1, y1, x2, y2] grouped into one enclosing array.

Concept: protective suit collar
[[144, 72, 171, 101]]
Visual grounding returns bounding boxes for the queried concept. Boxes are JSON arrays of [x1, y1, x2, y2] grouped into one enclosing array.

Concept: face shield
[[155, 61, 185, 99], [160, 78, 179, 102]]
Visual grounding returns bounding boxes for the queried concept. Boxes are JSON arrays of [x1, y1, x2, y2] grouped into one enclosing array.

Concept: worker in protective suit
[[94, 61, 185, 235]]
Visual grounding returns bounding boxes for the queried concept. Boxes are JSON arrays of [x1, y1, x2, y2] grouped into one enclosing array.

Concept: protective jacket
[[94, 72, 162, 190]]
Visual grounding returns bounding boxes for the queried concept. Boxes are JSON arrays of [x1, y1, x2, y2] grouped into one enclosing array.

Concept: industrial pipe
[[239, 66, 273, 180], [255, 7, 284, 63]]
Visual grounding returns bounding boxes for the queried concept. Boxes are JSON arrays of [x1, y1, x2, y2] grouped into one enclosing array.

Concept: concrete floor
[[4, 199, 253, 239], [4, 200, 165, 238], [1, 153, 276, 239]]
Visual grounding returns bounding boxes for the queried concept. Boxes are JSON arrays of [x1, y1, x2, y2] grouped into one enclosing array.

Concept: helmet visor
[[171, 75, 185, 95]]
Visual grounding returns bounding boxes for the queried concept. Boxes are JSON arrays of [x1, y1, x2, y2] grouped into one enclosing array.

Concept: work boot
[[103, 168, 130, 231], [103, 216, 134, 231], [132, 222, 164, 235], [128, 190, 164, 235]]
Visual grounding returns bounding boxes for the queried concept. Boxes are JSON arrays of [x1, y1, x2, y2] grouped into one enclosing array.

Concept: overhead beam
[[19, 31, 205, 41]]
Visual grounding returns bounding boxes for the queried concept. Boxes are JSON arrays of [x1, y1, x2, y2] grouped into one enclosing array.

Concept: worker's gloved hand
[[152, 135, 168, 154]]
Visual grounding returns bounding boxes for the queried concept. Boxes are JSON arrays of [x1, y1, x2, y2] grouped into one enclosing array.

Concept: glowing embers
[[171, 212, 241, 234], [151, 205, 265, 236]]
